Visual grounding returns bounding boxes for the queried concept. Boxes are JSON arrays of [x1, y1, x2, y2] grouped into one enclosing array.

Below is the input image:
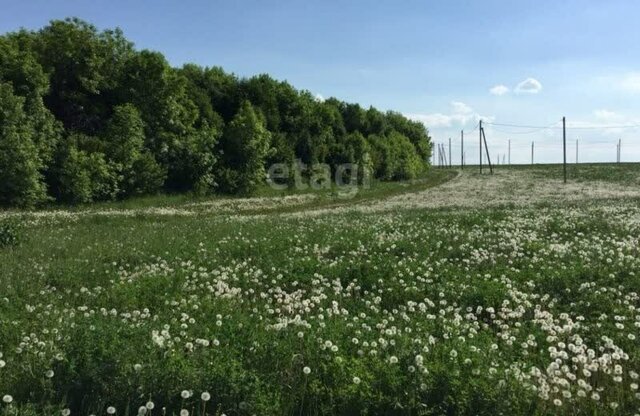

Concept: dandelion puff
[[180, 390, 190, 399], [62, 409, 71, 416], [2, 395, 12, 404], [106, 407, 116, 414], [353, 377, 361, 384], [145, 401, 155, 410], [137, 406, 147, 416], [45, 370, 55, 378], [201, 392, 211, 401], [303, 366, 311, 375], [180, 410, 189, 416]]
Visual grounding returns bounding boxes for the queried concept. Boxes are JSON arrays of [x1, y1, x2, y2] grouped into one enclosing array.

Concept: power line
[[484, 120, 640, 131], [566, 123, 640, 130], [484, 121, 561, 129], [483, 120, 562, 135]]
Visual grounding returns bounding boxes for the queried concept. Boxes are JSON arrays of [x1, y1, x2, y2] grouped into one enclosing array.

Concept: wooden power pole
[[563, 116, 567, 183], [531, 142, 534, 165], [460, 130, 464, 169], [479, 120, 483, 173]]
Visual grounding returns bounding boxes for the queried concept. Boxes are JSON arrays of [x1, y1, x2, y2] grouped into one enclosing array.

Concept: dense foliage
[[0, 18, 432, 207]]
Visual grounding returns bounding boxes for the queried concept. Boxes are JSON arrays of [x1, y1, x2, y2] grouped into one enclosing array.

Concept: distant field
[[1, 164, 640, 415]]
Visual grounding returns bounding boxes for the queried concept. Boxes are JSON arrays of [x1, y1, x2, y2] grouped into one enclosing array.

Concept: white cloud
[[406, 101, 491, 129], [451, 101, 473, 114], [515, 77, 542, 94], [489, 84, 509, 96], [408, 112, 453, 128], [593, 109, 623, 122], [619, 73, 640, 93]]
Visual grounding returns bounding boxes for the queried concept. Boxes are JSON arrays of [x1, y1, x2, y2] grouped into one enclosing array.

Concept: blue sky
[[2, 0, 639, 163]]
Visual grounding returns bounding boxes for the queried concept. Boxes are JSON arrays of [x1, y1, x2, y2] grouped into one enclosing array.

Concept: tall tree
[[219, 101, 271, 193], [0, 83, 48, 206]]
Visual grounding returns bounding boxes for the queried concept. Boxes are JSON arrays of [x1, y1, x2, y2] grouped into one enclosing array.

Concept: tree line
[[0, 18, 433, 207]]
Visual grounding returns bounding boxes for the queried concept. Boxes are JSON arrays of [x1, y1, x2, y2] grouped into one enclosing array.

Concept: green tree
[[103, 104, 145, 169], [53, 134, 119, 204], [219, 101, 271, 193], [101, 103, 165, 196], [34, 18, 133, 134], [0, 83, 48, 206]]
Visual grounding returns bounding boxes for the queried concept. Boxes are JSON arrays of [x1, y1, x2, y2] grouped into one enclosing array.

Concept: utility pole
[[448, 137, 452, 168], [461, 130, 464, 169], [481, 126, 493, 174], [508, 139, 511, 165], [563, 116, 567, 183], [479, 120, 483, 173], [576, 139, 578, 164], [442, 143, 448, 167], [531, 141, 534, 165], [618, 139, 622, 163]]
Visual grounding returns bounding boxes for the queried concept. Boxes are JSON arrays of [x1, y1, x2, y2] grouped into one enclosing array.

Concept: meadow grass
[[1, 165, 640, 415]]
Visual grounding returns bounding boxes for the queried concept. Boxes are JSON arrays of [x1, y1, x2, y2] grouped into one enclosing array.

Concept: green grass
[[491, 162, 640, 184], [1, 164, 639, 416], [2, 168, 456, 215]]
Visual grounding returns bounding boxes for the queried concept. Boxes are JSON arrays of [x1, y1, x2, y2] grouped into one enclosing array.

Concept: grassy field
[[1, 164, 640, 415]]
